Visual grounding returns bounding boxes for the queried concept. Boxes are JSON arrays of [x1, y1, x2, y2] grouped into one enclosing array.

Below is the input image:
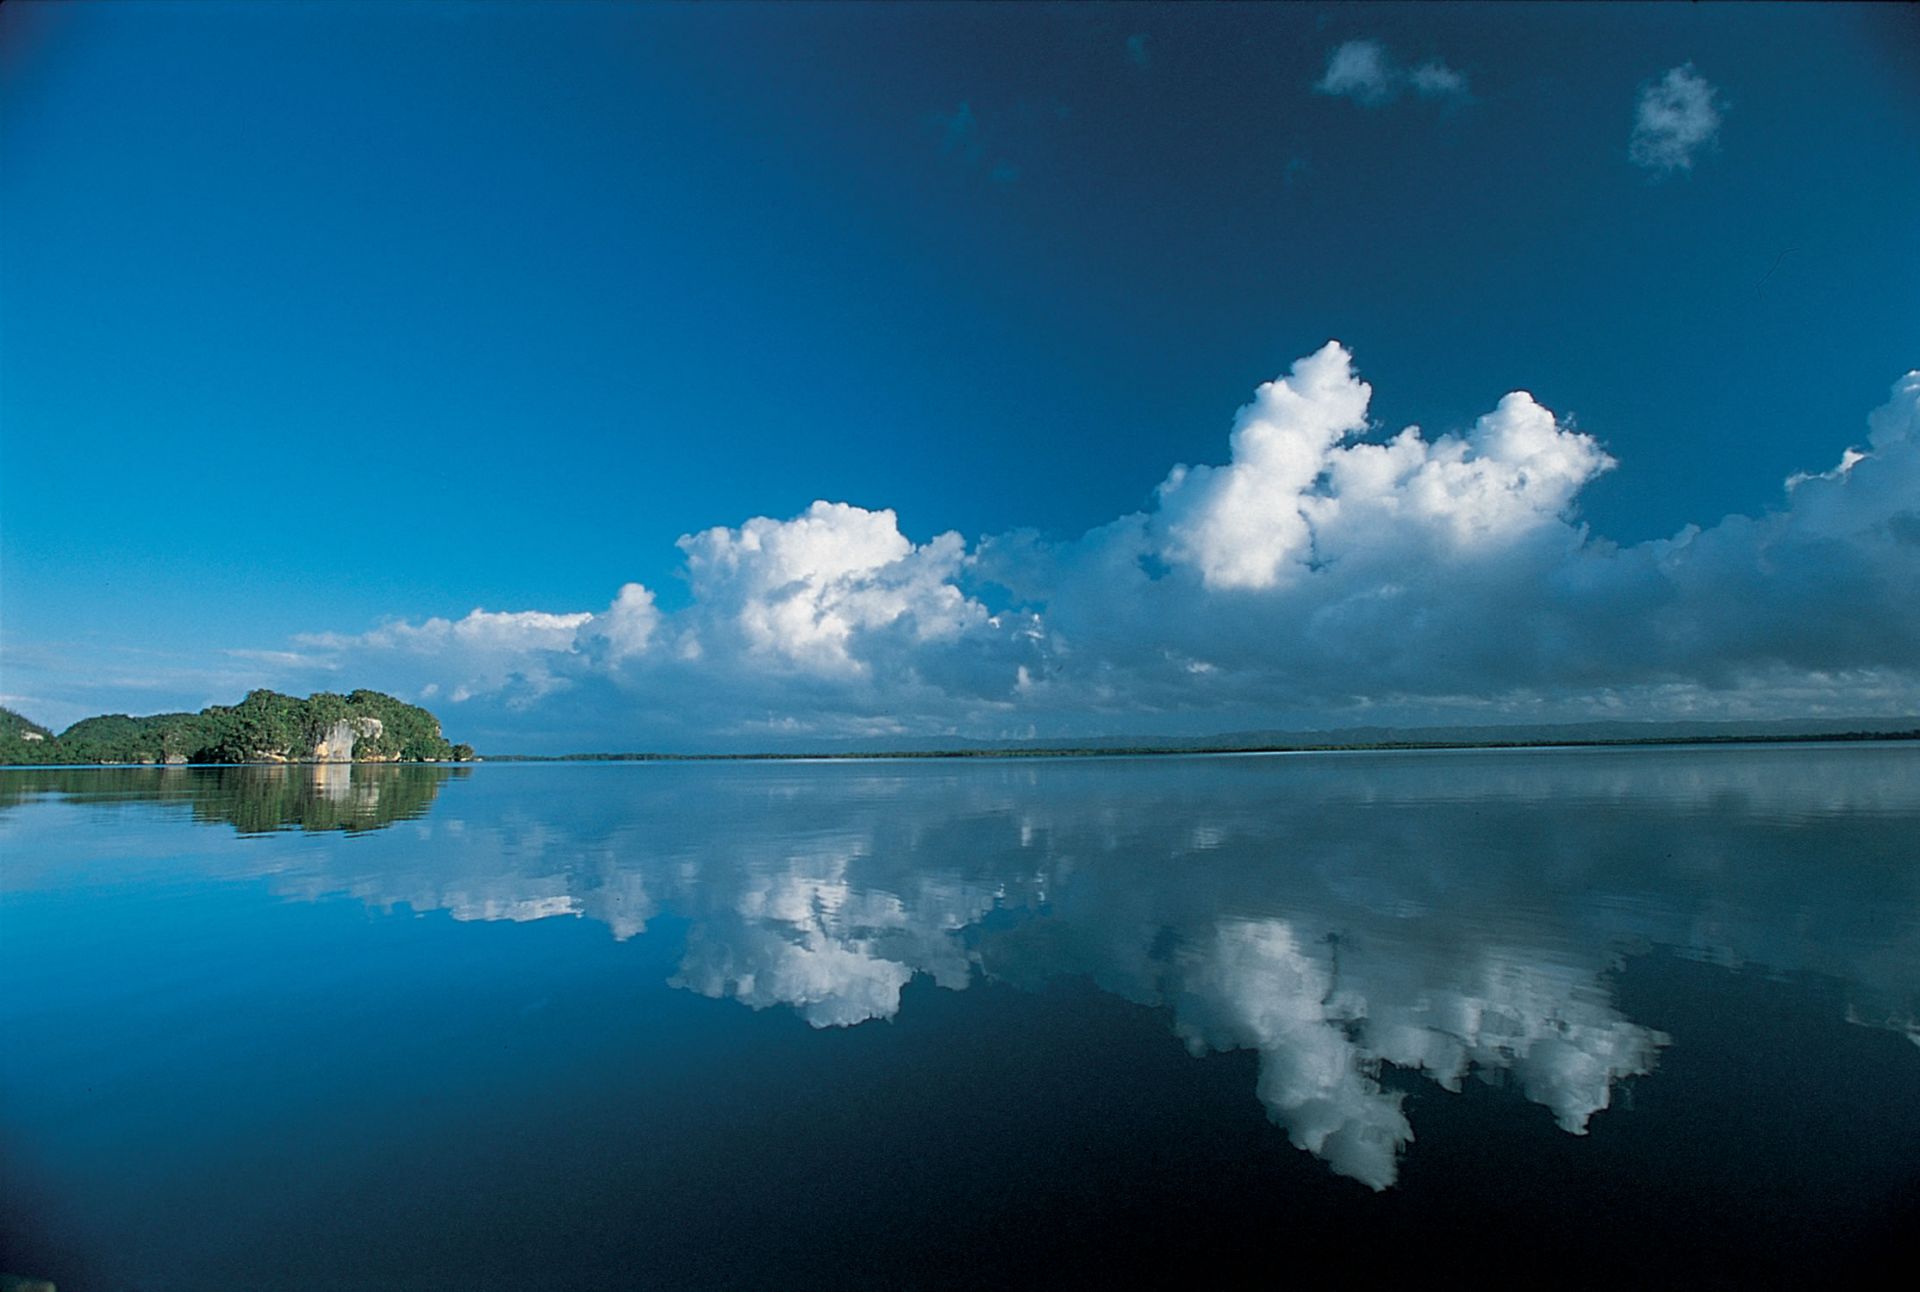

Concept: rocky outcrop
[[311, 716, 384, 763]]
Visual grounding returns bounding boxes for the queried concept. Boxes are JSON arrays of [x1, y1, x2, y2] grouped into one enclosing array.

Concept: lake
[[2, 746, 1916, 1288]]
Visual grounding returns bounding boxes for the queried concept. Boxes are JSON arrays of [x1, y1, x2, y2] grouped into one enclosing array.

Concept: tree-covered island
[[0, 690, 474, 765]]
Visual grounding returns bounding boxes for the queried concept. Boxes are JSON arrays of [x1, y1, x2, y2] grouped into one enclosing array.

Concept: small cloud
[[990, 162, 1020, 185], [223, 648, 329, 668], [1409, 62, 1467, 99], [1318, 39, 1396, 106], [1629, 64, 1723, 173], [1126, 33, 1150, 69], [1318, 40, 1468, 108]]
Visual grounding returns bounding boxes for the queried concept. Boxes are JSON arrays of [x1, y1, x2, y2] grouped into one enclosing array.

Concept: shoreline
[[477, 728, 1920, 762]]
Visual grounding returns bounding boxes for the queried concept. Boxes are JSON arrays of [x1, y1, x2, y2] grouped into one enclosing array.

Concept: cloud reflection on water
[[4, 746, 1914, 1188]]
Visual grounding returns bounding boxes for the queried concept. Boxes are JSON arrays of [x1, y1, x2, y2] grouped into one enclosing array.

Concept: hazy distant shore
[[478, 726, 1920, 763]]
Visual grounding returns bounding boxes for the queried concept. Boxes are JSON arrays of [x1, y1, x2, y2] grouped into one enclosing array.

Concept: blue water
[[2, 747, 1916, 1288]]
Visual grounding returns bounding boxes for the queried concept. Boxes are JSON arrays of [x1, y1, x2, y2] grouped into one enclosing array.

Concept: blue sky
[[3, 1, 1917, 749]]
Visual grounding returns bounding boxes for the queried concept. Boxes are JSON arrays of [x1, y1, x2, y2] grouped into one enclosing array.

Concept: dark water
[[2, 747, 1916, 1289]]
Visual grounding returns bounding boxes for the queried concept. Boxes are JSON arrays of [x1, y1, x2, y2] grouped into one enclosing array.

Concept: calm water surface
[[2, 746, 1916, 1288]]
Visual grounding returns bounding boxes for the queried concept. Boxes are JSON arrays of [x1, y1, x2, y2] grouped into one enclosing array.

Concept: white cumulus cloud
[[676, 500, 988, 674], [250, 346, 1920, 748], [1318, 40, 1469, 108], [580, 583, 661, 663], [1153, 343, 1612, 590], [1630, 64, 1724, 173]]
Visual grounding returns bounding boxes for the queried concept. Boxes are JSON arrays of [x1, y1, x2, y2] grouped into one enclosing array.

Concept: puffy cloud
[[1317, 40, 1396, 106], [264, 348, 1920, 747], [1155, 341, 1373, 589], [1630, 64, 1724, 173], [677, 501, 986, 674], [990, 355, 1920, 726], [581, 584, 660, 663], [1318, 40, 1469, 107], [1153, 343, 1612, 590]]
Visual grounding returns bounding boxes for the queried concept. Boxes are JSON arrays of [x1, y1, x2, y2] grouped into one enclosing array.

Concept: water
[[2, 747, 1916, 1288]]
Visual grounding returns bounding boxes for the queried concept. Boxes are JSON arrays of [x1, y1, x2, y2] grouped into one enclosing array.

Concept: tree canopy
[[0, 691, 471, 765]]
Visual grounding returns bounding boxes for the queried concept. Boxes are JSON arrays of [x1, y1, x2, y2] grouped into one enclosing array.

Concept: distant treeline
[[481, 727, 1920, 763], [0, 690, 473, 766]]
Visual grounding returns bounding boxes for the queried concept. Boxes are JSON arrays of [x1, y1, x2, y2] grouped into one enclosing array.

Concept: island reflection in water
[[0, 761, 463, 834], [5, 747, 1915, 1200]]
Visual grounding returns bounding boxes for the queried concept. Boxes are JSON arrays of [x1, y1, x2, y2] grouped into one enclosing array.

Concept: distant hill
[[0, 707, 54, 744], [0, 691, 473, 766]]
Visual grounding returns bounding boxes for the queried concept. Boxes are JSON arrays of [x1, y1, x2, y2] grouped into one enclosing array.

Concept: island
[[0, 689, 474, 766]]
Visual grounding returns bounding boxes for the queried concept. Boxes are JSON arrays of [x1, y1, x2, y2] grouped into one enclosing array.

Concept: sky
[[2, 1, 1917, 751]]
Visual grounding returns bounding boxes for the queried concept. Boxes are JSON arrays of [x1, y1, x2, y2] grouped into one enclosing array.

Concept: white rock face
[[311, 716, 384, 762]]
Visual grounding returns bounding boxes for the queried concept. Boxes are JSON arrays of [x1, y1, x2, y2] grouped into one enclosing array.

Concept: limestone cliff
[[310, 716, 385, 763]]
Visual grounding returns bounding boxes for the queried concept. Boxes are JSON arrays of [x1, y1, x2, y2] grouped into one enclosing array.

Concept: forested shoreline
[[0, 690, 472, 765]]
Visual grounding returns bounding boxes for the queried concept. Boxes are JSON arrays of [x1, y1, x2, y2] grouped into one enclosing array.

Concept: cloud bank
[[269, 344, 1920, 749], [1630, 64, 1724, 173]]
